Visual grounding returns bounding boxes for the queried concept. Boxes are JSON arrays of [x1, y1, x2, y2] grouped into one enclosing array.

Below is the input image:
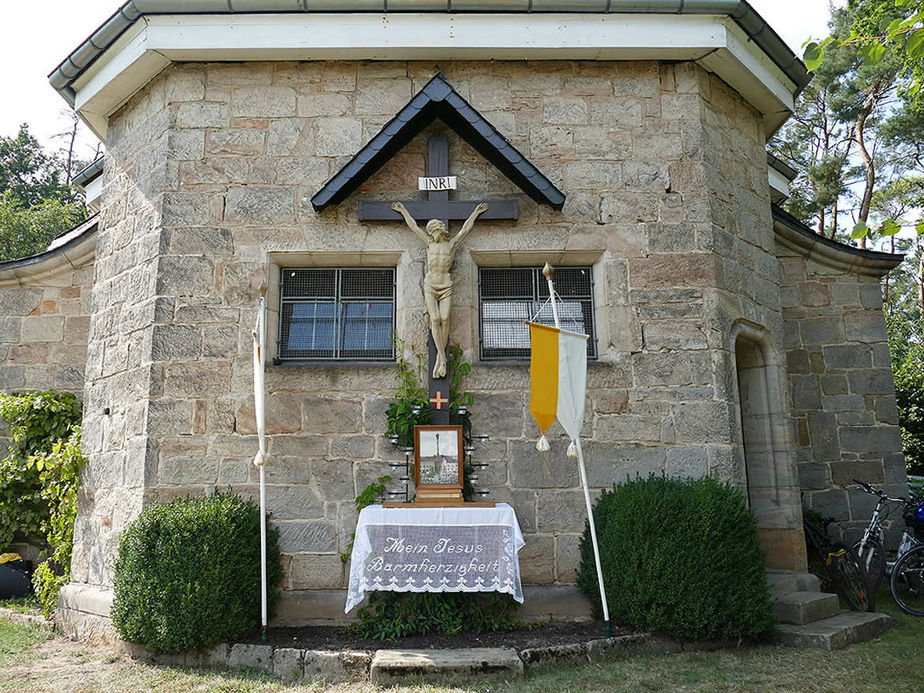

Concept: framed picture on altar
[[414, 425, 464, 492]]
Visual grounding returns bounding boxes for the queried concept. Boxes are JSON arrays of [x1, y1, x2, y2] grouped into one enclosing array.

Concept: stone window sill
[[270, 360, 396, 369]]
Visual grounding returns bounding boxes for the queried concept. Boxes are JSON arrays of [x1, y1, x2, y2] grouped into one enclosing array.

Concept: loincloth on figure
[[424, 275, 453, 302]]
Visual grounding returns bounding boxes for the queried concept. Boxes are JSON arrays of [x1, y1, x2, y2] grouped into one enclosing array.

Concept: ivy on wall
[[0, 390, 86, 616]]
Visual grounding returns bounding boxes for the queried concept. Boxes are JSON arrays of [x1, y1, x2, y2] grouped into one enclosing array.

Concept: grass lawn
[[0, 594, 921, 692], [0, 617, 48, 666], [513, 596, 921, 693]]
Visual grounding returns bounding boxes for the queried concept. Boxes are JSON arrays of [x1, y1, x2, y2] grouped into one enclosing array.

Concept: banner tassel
[[536, 435, 550, 452]]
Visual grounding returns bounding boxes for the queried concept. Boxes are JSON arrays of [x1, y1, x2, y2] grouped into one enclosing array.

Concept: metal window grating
[[279, 268, 395, 361], [479, 266, 596, 360]]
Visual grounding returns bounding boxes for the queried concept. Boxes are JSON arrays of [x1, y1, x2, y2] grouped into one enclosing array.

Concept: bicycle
[[851, 478, 920, 592], [803, 512, 875, 612], [890, 498, 924, 616]]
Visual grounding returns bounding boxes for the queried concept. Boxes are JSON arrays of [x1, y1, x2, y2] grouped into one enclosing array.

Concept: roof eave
[[772, 205, 904, 278], [51, 2, 808, 141]]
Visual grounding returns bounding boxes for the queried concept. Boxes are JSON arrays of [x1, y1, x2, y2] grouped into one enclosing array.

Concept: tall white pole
[[543, 262, 611, 637], [252, 291, 268, 641], [576, 438, 611, 636], [259, 466, 266, 639]]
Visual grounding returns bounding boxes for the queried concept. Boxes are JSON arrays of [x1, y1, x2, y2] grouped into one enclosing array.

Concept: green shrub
[[349, 592, 518, 640], [577, 475, 773, 641], [111, 492, 282, 653]]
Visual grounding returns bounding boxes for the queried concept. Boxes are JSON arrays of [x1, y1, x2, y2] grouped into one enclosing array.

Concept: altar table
[[345, 503, 525, 613]]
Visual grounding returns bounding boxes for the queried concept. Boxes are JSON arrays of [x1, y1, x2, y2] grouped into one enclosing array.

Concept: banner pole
[[252, 291, 268, 642], [576, 438, 611, 636], [259, 464, 267, 640], [543, 262, 560, 328]]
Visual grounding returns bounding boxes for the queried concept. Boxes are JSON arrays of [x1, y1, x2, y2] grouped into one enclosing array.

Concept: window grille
[[479, 266, 596, 360], [278, 268, 395, 361]]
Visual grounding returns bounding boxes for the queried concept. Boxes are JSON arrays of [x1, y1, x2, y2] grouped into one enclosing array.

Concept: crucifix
[[360, 135, 518, 424]]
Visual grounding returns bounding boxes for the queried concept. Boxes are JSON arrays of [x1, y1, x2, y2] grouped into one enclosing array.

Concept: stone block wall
[[777, 237, 906, 544], [70, 75, 172, 588], [0, 234, 95, 455], [697, 76, 806, 569], [71, 58, 805, 612]]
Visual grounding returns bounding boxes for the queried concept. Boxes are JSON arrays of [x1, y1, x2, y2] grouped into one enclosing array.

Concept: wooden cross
[[429, 391, 449, 410], [360, 135, 518, 424], [359, 135, 518, 230]]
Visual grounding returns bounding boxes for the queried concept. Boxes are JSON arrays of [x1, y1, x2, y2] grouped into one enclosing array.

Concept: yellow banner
[[529, 322, 559, 435]]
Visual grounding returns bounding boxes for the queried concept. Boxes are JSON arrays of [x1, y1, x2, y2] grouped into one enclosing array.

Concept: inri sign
[[419, 176, 458, 191]]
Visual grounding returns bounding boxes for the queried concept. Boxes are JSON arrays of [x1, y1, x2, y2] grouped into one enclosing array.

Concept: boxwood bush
[[577, 475, 773, 641], [111, 492, 282, 653]]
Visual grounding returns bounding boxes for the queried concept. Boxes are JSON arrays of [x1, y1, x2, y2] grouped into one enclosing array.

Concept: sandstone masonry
[[0, 55, 906, 631]]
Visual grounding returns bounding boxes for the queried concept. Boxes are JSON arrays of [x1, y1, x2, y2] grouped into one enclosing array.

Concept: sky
[[0, 0, 846, 161]]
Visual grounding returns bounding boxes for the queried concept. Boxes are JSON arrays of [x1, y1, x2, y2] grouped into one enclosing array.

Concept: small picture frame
[[414, 425, 464, 493]]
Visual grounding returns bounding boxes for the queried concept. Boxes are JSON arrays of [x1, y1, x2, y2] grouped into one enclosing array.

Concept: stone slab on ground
[[303, 649, 371, 682], [772, 591, 840, 625], [775, 611, 892, 650], [370, 647, 524, 685], [0, 607, 53, 632]]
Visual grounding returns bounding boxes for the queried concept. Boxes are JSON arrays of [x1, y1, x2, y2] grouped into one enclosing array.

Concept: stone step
[[772, 591, 840, 625], [766, 571, 822, 597], [775, 611, 892, 651], [369, 648, 524, 685]]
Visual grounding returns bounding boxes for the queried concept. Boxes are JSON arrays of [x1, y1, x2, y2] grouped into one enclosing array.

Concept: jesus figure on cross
[[391, 200, 489, 379]]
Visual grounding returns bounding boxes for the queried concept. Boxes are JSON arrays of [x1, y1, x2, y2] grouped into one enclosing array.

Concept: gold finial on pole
[[542, 262, 560, 329], [259, 281, 268, 298]]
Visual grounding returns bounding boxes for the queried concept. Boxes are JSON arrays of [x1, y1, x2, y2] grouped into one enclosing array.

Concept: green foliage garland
[[111, 492, 282, 653], [577, 475, 774, 642], [386, 340, 432, 447]]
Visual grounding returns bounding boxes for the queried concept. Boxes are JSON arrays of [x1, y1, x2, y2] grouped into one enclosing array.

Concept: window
[[479, 266, 596, 360], [278, 268, 395, 361]]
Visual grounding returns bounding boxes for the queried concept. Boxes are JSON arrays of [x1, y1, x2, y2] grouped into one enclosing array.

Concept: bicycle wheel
[[853, 537, 886, 592], [891, 544, 924, 617], [828, 543, 876, 612]]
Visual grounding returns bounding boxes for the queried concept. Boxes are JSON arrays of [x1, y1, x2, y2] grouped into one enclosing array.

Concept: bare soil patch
[[241, 620, 629, 652]]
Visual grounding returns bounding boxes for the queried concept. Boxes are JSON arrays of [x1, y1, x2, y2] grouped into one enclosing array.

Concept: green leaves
[[880, 218, 903, 236], [0, 391, 86, 617], [350, 591, 518, 640], [804, 42, 825, 71], [859, 40, 887, 64], [908, 29, 924, 60], [852, 221, 871, 239]]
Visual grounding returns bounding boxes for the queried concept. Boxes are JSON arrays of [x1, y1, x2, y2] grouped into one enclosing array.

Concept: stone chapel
[[0, 1, 909, 638]]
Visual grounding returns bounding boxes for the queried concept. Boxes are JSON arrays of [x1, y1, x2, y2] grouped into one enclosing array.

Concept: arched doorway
[[734, 328, 807, 571]]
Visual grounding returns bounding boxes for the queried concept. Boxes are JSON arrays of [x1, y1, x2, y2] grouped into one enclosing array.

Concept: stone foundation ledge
[[57, 583, 118, 643], [0, 607, 54, 633], [119, 633, 739, 684], [55, 584, 592, 637]]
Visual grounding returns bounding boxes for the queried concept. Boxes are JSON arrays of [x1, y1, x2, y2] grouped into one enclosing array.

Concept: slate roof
[[310, 74, 565, 212]]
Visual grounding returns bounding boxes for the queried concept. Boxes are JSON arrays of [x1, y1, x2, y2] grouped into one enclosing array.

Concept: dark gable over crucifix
[[311, 73, 565, 424]]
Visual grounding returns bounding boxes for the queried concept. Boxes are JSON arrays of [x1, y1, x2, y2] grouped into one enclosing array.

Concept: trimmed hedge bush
[[111, 492, 282, 653], [577, 475, 773, 641]]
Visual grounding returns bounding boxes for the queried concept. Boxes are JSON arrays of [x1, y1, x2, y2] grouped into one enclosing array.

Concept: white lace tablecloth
[[345, 503, 525, 613]]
